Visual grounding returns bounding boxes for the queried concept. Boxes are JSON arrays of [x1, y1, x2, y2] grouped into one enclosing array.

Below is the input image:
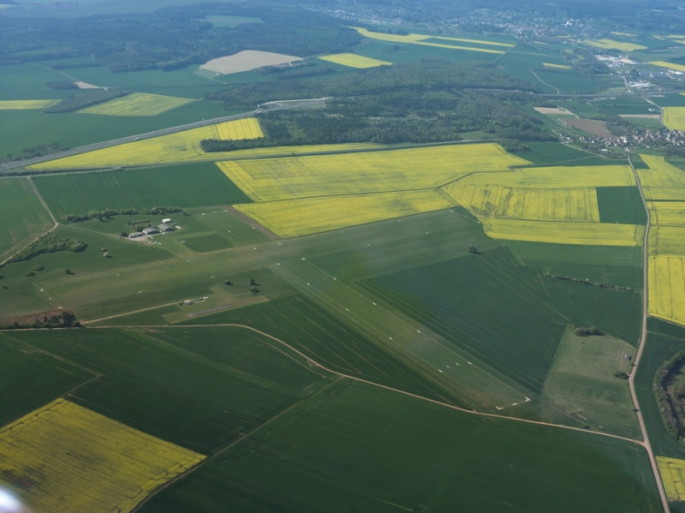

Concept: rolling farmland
[[78, 92, 195, 116], [30, 118, 264, 169], [0, 398, 204, 513]]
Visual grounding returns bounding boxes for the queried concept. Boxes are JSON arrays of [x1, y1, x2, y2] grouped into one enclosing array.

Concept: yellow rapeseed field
[[662, 107, 685, 131], [352, 27, 507, 54], [649, 226, 685, 255], [649, 256, 685, 325], [0, 398, 204, 513], [0, 99, 57, 109], [31, 118, 264, 169], [647, 201, 685, 226], [658, 456, 685, 501], [78, 92, 195, 116], [449, 164, 635, 189], [482, 218, 643, 246], [584, 39, 647, 51], [543, 62, 572, 70], [444, 184, 600, 221], [638, 154, 685, 197], [353, 27, 430, 43], [649, 60, 685, 72], [234, 190, 453, 237], [429, 35, 514, 48], [319, 53, 392, 69], [218, 143, 528, 201]]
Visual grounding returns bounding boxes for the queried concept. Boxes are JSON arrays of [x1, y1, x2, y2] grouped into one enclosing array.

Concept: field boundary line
[[129, 376, 344, 513], [629, 155, 671, 513], [90, 322, 647, 448]]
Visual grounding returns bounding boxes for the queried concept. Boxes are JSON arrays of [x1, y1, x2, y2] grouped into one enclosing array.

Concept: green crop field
[[0, 341, 94, 426], [180, 295, 453, 401], [511, 142, 618, 167], [0, 177, 53, 259], [34, 163, 251, 221], [2, 327, 332, 453], [597, 186, 648, 224], [534, 70, 608, 94], [362, 247, 643, 395], [140, 380, 660, 513]]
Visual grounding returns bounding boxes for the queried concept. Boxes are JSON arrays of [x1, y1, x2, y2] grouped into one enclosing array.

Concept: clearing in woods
[[77, 92, 195, 116]]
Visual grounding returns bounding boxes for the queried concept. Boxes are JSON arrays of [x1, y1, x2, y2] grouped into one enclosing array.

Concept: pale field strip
[[647, 201, 685, 226], [31, 118, 264, 169], [449, 164, 635, 188], [482, 218, 643, 246], [352, 27, 508, 54], [649, 256, 685, 325], [584, 39, 647, 51], [611, 31, 638, 37], [234, 190, 453, 237], [649, 60, 685, 72], [639, 154, 685, 195], [78, 92, 195, 116], [443, 184, 600, 221], [542, 62, 572, 70], [534, 107, 575, 115], [217, 143, 528, 202], [0, 398, 204, 513], [0, 99, 58, 109], [199, 50, 302, 74], [318, 53, 392, 69], [657, 456, 685, 501], [662, 107, 685, 131]]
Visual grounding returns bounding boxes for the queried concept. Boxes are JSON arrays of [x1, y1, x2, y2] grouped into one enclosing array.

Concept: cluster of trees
[[6, 237, 87, 264], [65, 206, 183, 223], [655, 350, 685, 440], [203, 60, 551, 148], [0, 311, 80, 330], [574, 327, 604, 337], [0, 4, 360, 71], [0, 142, 67, 163], [44, 90, 131, 114]]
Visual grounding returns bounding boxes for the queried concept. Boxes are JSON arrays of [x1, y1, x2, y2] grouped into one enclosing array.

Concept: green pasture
[[0, 101, 225, 160], [203, 15, 262, 28], [141, 380, 660, 513], [540, 327, 638, 437], [650, 93, 685, 108], [4, 326, 332, 453], [597, 186, 648, 225], [635, 319, 685, 460], [180, 294, 452, 401], [535, 69, 609, 94], [507, 242, 643, 290], [362, 247, 643, 394], [591, 96, 657, 115], [0, 339, 94, 426], [511, 141, 619, 166], [34, 163, 251, 221], [0, 177, 53, 259], [184, 234, 232, 252]]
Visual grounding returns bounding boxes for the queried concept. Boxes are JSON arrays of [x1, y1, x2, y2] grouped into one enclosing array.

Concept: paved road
[[629, 155, 671, 513], [0, 98, 330, 172]]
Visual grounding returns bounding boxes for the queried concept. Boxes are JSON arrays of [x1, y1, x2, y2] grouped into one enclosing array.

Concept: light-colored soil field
[[564, 118, 613, 138], [217, 143, 529, 201], [319, 53, 392, 69], [78, 92, 195, 116], [31, 118, 263, 169], [662, 107, 685, 131], [619, 114, 660, 119], [584, 39, 647, 51], [444, 185, 600, 221], [0, 99, 57, 109], [649, 60, 685, 72], [234, 190, 453, 237], [0, 398, 204, 513], [658, 456, 685, 501], [199, 50, 302, 74], [534, 107, 575, 115], [74, 81, 100, 89], [540, 327, 638, 437], [482, 218, 643, 246]]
